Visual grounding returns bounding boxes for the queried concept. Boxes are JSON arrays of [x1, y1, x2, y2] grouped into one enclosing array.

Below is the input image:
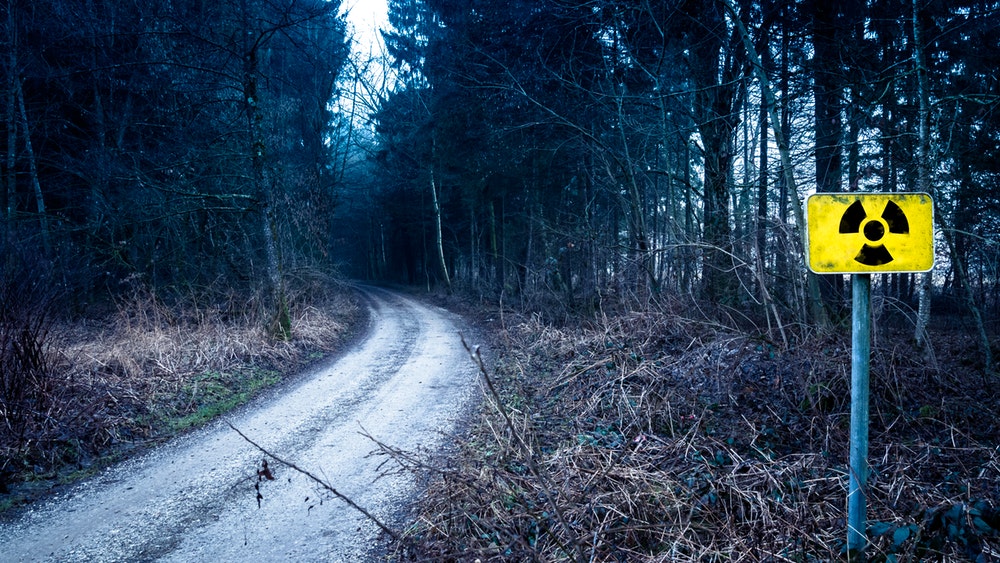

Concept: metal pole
[[848, 273, 871, 556]]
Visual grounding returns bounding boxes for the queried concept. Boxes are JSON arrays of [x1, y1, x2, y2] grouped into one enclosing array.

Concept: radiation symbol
[[838, 200, 909, 266], [807, 193, 934, 274]]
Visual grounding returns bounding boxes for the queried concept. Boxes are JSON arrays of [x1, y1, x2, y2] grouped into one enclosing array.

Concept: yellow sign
[[807, 192, 934, 273]]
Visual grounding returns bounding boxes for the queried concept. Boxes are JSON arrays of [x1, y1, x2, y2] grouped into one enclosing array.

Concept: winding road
[[0, 288, 480, 562]]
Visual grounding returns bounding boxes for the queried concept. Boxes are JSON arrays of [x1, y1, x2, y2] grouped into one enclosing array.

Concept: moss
[[168, 368, 280, 432]]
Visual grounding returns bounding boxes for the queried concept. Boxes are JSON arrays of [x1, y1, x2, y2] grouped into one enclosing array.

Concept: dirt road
[[0, 288, 480, 562]]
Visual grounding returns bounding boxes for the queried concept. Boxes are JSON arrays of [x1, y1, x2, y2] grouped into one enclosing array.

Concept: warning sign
[[807, 192, 934, 273]]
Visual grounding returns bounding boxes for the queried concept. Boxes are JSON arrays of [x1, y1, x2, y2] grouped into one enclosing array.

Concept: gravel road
[[0, 288, 481, 562]]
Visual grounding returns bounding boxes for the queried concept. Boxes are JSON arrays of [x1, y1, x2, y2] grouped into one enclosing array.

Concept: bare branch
[[226, 421, 400, 541]]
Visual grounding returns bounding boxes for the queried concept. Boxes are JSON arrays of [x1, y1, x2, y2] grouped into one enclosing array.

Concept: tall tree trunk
[[242, 0, 288, 338], [811, 0, 845, 316], [429, 163, 451, 291], [469, 203, 477, 284], [757, 66, 769, 270], [4, 3, 15, 225], [775, 4, 790, 309], [912, 0, 933, 350], [756, 11, 770, 310], [683, 137, 695, 292], [5, 78, 15, 225], [488, 200, 499, 288], [87, 18, 111, 234], [847, 89, 862, 192], [16, 78, 50, 257], [687, 0, 739, 303]]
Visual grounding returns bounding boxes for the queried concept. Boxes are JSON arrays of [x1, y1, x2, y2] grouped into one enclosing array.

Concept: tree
[[368, 0, 1000, 353], [0, 0, 348, 322], [683, 0, 746, 302]]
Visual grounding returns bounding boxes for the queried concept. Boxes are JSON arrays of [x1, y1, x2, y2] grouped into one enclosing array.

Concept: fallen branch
[[226, 421, 400, 541]]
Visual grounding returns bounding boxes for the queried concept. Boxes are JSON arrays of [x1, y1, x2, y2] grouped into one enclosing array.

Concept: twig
[[359, 425, 460, 479], [226, 421, 400, 541]]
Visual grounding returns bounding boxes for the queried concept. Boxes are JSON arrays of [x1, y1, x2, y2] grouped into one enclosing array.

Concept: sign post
[[848, 272, 871, 553], [806, 192, 934, 557]]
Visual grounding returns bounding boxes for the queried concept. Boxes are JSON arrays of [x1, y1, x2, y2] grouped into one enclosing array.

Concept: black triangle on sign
[[881, 200, 910, 234], [840, 200, 867, 233], [855, 243, 894, 266]]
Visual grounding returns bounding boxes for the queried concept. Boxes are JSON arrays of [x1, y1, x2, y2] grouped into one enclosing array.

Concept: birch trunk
[[429, 165, 450, 290], [912, 0, 933, 350]]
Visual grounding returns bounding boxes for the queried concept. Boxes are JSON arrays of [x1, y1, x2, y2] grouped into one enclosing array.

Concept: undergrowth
[[396, 302, 1000, 562]]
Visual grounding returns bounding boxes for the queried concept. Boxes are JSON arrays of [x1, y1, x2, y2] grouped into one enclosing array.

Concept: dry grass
[[397, 305, 1000, 562]]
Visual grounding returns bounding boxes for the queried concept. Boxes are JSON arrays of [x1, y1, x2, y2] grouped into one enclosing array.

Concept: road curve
[[0, 288, 481, 562]]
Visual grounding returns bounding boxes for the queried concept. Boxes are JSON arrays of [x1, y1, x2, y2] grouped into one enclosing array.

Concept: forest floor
[[4, 283, 999, 561], [396, 295, 1000, 562], [0, 279, 365, 511]]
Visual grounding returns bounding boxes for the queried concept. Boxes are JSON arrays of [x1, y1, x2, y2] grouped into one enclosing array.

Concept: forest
[[360, 3, 997, 559], [0, 0, 354, 499], [1, 0, 996, 354], [0, 0, 348, 330], [359, 0, 1000, 357], [1, 0, 999, 560]]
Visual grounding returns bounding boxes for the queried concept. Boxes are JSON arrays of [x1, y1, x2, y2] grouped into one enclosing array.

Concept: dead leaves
[[254, 458, 275, 508]]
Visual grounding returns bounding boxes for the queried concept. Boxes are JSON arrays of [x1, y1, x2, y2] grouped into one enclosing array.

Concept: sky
[[337, 0, 393, 135], [341, 0, 390, 56]]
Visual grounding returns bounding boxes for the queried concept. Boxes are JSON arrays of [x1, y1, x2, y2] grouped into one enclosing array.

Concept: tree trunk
[[912, 0, 933, 349], [4, 3, 16, 225], [775, 4, 790, 308], [488, 200, 499, 288], [16, 78, 50, 257], [429, 164, 451, 291], [5, 84, 14, 224], [242, 0, 289, 338], [757, 62, 769, 271], [687, 0, 739, 303], [469, 203, 477, 285], [683, 138, 695, 292], [811, 0, 845, 316]]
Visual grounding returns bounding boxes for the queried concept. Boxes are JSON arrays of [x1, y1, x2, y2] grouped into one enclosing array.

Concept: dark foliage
[[368, 0, 1000, 365], [1, 0, 349, 310]]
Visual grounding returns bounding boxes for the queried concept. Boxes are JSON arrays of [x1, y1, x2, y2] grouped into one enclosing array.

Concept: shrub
[[0, 238, 56, 492]]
